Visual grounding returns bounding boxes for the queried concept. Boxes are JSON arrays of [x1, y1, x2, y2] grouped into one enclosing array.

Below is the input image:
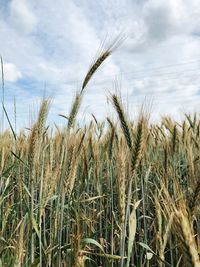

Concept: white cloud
[[3, 62, 22, 82], [9, 0, 38, 33]]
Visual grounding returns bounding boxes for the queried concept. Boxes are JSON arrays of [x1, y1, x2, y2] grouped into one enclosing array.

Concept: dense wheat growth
[[1, 44, 200, 267], [1, 104, 200, 267]]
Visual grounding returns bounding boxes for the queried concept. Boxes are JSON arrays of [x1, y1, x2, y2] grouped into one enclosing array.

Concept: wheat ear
[[111, 94, 132, 150], [81, 35, 124, 93]]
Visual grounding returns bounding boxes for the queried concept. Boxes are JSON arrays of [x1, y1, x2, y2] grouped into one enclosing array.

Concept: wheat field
[[1, 42, 200, 267]]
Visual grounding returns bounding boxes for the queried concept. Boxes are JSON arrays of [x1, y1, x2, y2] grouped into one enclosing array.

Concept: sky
[[0, 0, 200, 129]]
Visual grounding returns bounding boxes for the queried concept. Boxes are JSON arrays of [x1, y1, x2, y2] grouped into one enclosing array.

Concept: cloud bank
[[0, 0, 200, 129]]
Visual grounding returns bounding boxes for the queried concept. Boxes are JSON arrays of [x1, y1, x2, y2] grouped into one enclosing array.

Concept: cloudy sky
[[0, 0, 200, 129]]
